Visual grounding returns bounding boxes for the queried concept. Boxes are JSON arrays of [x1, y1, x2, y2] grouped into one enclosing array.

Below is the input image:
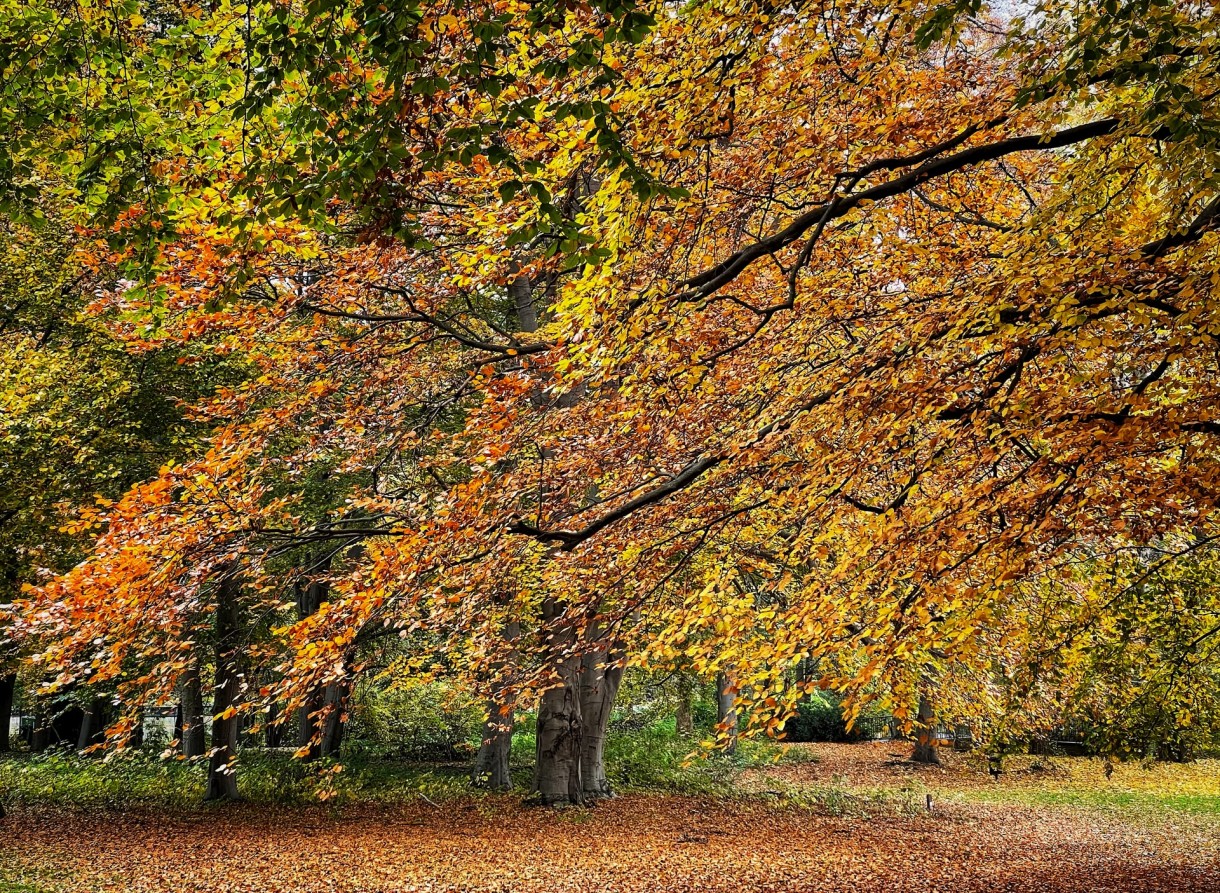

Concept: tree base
[[910, 744, 942, 766]]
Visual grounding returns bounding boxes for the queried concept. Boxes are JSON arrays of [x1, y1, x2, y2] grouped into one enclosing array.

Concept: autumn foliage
[[1, 0, 1219, 807]]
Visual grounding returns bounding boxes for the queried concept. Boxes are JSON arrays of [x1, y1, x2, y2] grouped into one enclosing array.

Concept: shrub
[[347, 681, 481, 761], [783, 693, 889, 743]]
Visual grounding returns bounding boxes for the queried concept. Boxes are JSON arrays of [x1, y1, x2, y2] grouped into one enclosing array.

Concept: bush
[[783, 693, 889, 743], [0, 751, 203, 810], [347, 681, 481, 761], [604, 719, 734, 793]]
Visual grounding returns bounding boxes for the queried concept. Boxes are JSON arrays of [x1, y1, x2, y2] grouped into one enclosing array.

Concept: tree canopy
[[2, 0, 1218, 794]]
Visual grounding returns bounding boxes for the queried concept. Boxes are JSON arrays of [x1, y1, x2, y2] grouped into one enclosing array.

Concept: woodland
[[1, 0, 1219, 890]]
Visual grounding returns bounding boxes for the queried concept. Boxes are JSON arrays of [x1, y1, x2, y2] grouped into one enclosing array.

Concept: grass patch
[[962, 785, 1220, 817], [0, 719, 796, 811], [0, 862, 68, 893]]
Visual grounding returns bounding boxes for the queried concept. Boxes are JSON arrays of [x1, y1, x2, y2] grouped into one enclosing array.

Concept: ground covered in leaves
[[3, 745, 1218, 893]]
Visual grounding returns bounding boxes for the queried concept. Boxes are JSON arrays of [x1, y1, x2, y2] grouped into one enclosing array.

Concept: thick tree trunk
[[204, 577, 242, 801], [531, 602, 583, 805], [911, 693, 942, 765], [0, 673, 14, 753], [579, 632, 624, 800], [181, 655, 207, 758], [48, 701, 83, 747], [472, 621, 519, 791], [472, 700, 514, 790], [76, 698, 105, 752], [674, 674, 694, 737], [717, 672, 738, 755]]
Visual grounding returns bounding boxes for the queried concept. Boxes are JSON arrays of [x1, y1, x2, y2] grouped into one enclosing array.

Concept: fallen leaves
[[4, 746, 1219, 893]]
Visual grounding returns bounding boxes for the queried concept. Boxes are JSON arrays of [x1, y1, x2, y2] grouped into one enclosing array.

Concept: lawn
[[2, 743, 1217, 893]]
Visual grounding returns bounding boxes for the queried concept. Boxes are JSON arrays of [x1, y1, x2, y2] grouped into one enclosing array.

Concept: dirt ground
[[4, 744, 1217, 893]]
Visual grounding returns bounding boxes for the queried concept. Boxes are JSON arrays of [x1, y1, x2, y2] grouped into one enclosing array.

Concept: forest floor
[[2, 743, 1218, 893]]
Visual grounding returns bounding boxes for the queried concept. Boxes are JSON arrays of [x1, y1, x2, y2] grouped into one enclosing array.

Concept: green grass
[[0, 863, 66, 893], [0, 749, 492, 810], [962, 786, 1220, 817], [0, 719, 798, 811]]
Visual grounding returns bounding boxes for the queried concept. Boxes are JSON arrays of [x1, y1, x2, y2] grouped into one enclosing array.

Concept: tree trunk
[[295, 578, 331, 760], [472, 621, 519, 791], [49, 701, 83, 747], [579, 631, 624, 800], [204, 576, 242, 801], [675, 674, 694, 737], [510, 273, 537, 334], [531, 602, 583, 805], [77, 698, 105, 752], [265, 702, 282, 748], [0, 673, 14, 753], [181, 655, 207, 758], [912, 692, 941, 765], [30, 705, 48, 753], [130, 710, 144, 748], [318, 680, 348, 758], [717, 672, 738, 755], [472, 699, 514, 790], [471, 275, 535, 788]]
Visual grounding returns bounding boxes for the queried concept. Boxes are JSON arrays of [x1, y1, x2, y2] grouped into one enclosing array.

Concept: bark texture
[[295, 578, 343, 759], [911, 693, 942, 765], [717, 672, 738, 755], [317, 679, 348, 758], [181, 652, 207, 758], [510, 274, 538, 334], [531, 602, 583, 805], [204, 576, 242, 801], [578, 632, 625, 800], [472, 621, 519, 791], [76, 697, 106, 752]]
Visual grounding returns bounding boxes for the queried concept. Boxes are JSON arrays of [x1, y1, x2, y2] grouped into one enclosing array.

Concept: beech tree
[[5, 0, 1219, 790]]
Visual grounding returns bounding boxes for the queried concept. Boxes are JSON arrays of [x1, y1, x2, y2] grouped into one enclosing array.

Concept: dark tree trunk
[[0, 673, 14, 753], [717, 672, 738, 755], [30, 705, 49, 753], [49, 702, 83, 747], [579, 631, 624, 800], [674, 674, 694, 737], [295, 578, 332, 760], [318, 680, 348, 758], [265, 702, 282, 748], [472, 621, 519, 791], [204, 577, 242, 801], [911, 693, 942, 765], [76, 698, 106, 752], [531, 601, 583, 805], [181, 654, 207, 758]]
